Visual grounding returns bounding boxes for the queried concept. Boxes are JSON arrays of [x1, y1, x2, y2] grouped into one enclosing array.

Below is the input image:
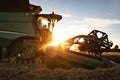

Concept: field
[[102, 52, 120, 64], [0, 52, 120, 80]]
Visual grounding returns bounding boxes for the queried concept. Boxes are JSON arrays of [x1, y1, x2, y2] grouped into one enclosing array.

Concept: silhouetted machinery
[[0, 0, 117, 69]]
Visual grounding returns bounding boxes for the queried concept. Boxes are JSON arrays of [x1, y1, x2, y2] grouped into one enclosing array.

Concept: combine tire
[[7, 36, 44, 66]]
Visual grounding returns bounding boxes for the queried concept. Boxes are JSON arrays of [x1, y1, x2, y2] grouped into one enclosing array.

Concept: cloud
[[29, 0, 47, 5], [58, 16, 120, 28], [59, 13, 73, 18], [106, 13, 113, 16], [78, 17, 120, 27]]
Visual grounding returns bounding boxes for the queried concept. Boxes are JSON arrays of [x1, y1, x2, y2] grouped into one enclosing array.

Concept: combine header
[[45, 30, 117, 69]]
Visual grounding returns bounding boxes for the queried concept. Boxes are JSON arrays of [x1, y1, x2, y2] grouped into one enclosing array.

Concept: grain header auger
[[0, 0, 62, 64], [45, 30, 117, 69]]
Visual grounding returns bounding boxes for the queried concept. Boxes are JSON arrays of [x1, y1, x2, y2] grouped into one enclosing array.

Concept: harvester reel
[[87, 30, 112, 55], [62, 35, 87, 51], [62, 30, 112, 58]]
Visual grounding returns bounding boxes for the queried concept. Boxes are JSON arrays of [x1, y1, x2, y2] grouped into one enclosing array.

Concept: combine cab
[[0, 0, 62, 63]]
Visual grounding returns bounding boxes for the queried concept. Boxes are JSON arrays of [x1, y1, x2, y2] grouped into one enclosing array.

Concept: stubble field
[[0, 52, 120, 80]]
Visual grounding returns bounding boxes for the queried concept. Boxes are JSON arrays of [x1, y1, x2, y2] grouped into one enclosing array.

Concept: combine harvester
[[0, 0, 117, 69]]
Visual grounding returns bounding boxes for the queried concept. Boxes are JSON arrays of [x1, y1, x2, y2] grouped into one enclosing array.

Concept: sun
[[50, 27, 69, 46], [51, 31, 64, 46]]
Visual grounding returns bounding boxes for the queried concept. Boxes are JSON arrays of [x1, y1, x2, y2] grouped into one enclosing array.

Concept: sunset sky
[[30, 0, 120, 47]]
